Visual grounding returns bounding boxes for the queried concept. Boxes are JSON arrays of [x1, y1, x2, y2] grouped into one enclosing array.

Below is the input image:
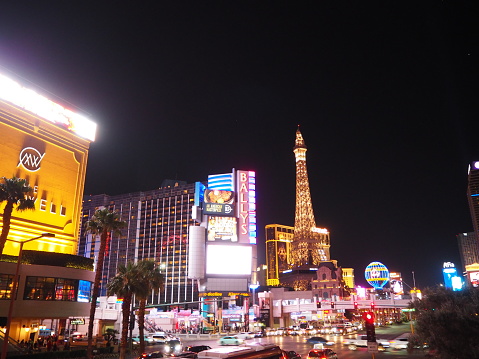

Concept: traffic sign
[[367, 341, 378, 353]]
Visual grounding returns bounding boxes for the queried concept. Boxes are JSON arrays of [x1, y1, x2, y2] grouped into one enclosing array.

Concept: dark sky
[[1, 2, 478, 289]]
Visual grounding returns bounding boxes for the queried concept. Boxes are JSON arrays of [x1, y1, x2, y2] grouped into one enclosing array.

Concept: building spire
[[291, 127, 330, 267]]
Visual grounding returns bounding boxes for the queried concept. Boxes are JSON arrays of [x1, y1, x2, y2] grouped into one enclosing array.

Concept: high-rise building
[[265, 224, 294, 286], [78, 180, 200, 304], [291, 128, 330, 266], [467, 162, 479, 239], [456, 232, 479, 273]]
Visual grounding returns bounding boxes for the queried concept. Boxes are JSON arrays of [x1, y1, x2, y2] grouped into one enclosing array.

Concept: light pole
[[249, 284, 259, 331], [1, 233, 55, 359]]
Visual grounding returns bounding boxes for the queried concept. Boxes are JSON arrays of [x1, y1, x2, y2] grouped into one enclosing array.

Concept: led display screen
[[206, 245, 252, 275], [207, 216, 237, 242]]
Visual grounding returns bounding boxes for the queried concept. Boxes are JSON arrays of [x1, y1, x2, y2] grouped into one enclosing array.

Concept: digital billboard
[[207, 216, 237, 242], [470, 271, 479, 287], [203, 189, 235, 216], [206, 244, 252, 275]]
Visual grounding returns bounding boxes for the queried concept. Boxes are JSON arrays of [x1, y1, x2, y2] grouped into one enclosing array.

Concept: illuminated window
[[0, 274, 14, 299]]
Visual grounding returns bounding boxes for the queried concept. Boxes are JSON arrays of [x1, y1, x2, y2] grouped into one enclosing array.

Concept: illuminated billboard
[[203, 189, 235, 216], [0, 85, 94, 254], [207, 216, 237, 242], [0, 73, 96, 141], [206, 244, 252, 275], [443, 262, 463, 291], [470, 271, 479, 287], [237, 170, 256, 244]]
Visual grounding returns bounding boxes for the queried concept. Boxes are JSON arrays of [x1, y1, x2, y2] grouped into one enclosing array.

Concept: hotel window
[[24, 277, 77, 302], [0, 274, 14, 299]]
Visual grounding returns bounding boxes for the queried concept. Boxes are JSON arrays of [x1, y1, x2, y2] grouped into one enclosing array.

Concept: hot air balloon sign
[[365, 261, 390, 289]]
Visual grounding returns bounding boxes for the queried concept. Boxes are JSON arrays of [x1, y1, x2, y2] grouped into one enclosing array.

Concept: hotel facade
[[0, 73, 96, 343]]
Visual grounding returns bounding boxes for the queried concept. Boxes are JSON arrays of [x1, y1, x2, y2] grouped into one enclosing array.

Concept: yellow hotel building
[[0, 73, 96, 345]]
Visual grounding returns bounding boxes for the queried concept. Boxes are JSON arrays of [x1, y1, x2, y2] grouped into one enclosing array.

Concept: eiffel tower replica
[[280, 127, 331, 290]]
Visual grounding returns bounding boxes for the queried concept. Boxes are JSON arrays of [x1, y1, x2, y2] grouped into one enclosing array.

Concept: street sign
[[367, 341, 378, 353]]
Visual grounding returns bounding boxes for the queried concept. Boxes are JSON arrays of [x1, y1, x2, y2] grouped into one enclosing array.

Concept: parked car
[[306, 337, 334, 346], [218, 336, 244, 346], [184, 345, 211, 353], [282, 350, 301, 359], [306, 349, 337, 359]]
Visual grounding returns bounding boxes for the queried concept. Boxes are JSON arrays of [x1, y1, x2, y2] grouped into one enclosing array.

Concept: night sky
[[1, 2, 478, 289]]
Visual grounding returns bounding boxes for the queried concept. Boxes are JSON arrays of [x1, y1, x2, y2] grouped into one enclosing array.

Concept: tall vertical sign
[[237, 171, 256, 244]]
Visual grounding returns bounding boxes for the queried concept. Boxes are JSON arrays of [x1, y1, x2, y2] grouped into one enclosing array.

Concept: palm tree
[[85, 207, 126, 359], [0, 176, 35, 254], [136, 260, 164, 353], [107, 262, 143, 359]]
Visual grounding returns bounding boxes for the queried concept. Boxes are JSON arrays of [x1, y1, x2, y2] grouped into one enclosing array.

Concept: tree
[[136, 260, 164, 353], [85, 207, 126, 359], [107, 262, 143, 359], [409, 286, 479, 358], [0, 176, 35, 254]]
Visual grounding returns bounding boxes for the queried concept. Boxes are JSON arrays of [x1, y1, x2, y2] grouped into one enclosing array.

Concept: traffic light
[[354, 301, 358, 310], [316, 300, 321, 308], [370, 302, 376, 310], [363, 311, 376, 342], [330, 302, 335, 308]]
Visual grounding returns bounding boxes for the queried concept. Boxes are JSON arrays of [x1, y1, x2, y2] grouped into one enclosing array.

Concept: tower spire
[[291, 127, 330, 267]]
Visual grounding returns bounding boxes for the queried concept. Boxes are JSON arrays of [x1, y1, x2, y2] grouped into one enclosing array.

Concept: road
[[140, 323, 429, 358]]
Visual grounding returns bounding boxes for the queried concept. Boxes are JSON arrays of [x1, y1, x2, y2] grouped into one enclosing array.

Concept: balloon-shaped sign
[[365, 261, 390, 289]]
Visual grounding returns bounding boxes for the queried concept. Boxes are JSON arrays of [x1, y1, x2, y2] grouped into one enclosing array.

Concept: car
[[389, 334, 409, 350], [150, 334, 168, 343], [163, 340, 183, 355], [132, 336, 156, 345], [138, 351, 165, 359], [306, 349, 337, 359], [236, 332, 254, 340], [173, 352, 198, 358], [218, 336, 244, 346], [282, 350, 301, 359], [184, 345, 212, 353], [253, 331, 264, 338], [306, 337, 334, 346]]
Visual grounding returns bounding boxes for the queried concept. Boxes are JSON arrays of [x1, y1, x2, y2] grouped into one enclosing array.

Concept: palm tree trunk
[[0, 202, 14, 254], [87, 231, 108, 359], [120, 294, 132, 359], [138, 299, 146, 353]]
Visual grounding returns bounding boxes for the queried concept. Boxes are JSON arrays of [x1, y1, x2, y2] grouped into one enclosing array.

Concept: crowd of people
[[18, 336, 71, 353]]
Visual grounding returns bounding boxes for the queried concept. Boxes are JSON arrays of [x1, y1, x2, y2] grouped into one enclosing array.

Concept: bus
[[197, 343, 283, 359]]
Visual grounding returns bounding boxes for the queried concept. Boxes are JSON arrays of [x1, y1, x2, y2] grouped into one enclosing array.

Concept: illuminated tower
[[291, 127, 330, 266]]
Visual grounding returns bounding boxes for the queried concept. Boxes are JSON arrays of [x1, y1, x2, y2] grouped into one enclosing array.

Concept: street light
[[1, 233, 55, 359], [249, 284, 260, 307]]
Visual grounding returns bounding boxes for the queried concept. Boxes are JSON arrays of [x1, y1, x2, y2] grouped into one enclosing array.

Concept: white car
[[389, 334, 409, 350], [235, 332, 253, 340]]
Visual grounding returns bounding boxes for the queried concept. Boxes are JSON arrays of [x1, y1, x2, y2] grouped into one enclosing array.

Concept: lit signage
[[0, 104, 90, 254], [237, 170, 256, 244], [203, 189, 235, 216], [0, 73, 96, 141], [206, 244, 252, 275], [207, 216, 237, 242], [470, 272, 479, 287]]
